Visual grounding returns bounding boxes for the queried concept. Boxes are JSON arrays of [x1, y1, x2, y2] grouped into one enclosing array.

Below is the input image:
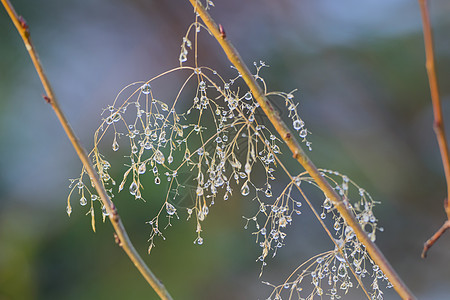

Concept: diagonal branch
[[418, 0, 450, 258], [1, 1, 173, 299], [187, 1, 415, 299]]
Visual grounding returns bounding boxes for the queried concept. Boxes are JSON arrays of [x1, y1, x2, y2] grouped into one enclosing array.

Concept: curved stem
[[187, 1, 415, 299], [418, 0, 450, 258], [1, 1, 173, 299]]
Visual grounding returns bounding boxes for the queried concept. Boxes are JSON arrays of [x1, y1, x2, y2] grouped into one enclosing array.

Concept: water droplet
[[155, 177, 161, 184], [320, 212, 326, 219], [112, 139, 119, 151], [112, 112, 121, 122], [265, 189, 272, 198], [80, 196, 87, 206], [334, 221, 341, 231], [293, 119, 303, 130], [138, 163, 146, 174], [141, 83, 151, 95], [166, 202, 176, 215], [323, 198, 332, 210], [196, 187, 204, 196], [241, 181, 250, 196], [197, 237, 203, 245], [106, 116, 113, 125], [168, 155, 173, 164], [154, 150, 165, 164], [244, 92, 252, 100], [129, 182, 138, 195], [299, 129, 308, 138], [66, 205, 72, 216], [245, 162, 251, 175], [202, 205, 209, 216], [102, 205, 109, 216], [131, 145, 138, 154]]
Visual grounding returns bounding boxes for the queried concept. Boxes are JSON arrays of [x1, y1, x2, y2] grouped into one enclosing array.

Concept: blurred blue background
[[1, 0, 450, 299]]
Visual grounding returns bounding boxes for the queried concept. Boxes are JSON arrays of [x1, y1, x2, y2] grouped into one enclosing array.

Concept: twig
[[422, 200, 450, 258], [1, 1, 173, 299], [418, 0, 450, 258], [187, 1, 415, 299]]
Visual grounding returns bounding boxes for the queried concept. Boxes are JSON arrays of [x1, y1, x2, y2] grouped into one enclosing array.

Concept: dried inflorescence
[[67, 56, 309, 249], [67, 3, 391, 298], [264, 170, 391, 300]]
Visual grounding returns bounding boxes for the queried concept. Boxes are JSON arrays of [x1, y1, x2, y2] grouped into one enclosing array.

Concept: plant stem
[[418, 0, 450, 258], [1, 1, 173, 299], [187, 1, 415, 299]]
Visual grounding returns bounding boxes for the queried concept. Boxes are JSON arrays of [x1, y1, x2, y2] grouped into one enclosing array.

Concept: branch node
[[219, 24, 226, 39], [114, 233, 122, 247], [111, 202, 119, 222], [18, 15, 29, 36], [42, 94, 51, 103]]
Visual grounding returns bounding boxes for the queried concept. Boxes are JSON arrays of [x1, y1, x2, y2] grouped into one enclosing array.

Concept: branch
[[1, 1, 173, 299], [422, 205, 450, 258], [187, 1, 415, 299], [418, 0, 450, 258]]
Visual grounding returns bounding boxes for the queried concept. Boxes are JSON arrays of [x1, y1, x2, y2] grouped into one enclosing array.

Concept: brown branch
[[422, 200, 450, 258], [418, 0, 450, 258], [1, 1, 173, 299], [187, 1, 415, 299]]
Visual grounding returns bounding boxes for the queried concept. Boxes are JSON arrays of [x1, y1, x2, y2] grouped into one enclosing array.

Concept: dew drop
[[154, 150, 165, 164], [299, 129, 308, 138], [112, 112, 121, 122], [293, 119, 303, 130], [202, 205, 209, 216], [166, 202, 176, 215], [323, 198, 332, 210], [141, 83, 151, 95], [129, 181, 138, 195], [112, 139, 119, 151], [155, 177, 161, 184], [138, 163, 146, 174], [241, 181, 250, 196], [131, 145, 138, 154], [80, 196, 87, 206], [197, 237, 203, 245], [102, 205, 109, 216], [196, 187, 204, 196], [245, 162, 251, 175]]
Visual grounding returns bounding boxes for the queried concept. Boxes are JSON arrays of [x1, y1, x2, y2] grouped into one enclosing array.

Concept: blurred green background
[[1, 0, 450, 299]]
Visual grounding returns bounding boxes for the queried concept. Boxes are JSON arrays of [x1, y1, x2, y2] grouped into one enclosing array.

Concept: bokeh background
[[1, 0, 450, 299]]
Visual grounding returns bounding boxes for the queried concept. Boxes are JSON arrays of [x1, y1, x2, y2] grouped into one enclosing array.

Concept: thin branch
[[1, 1, 173, 299], [187, 1, 415, 299], [422, 211, 450, 258], [418, 0, 450, 258]]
